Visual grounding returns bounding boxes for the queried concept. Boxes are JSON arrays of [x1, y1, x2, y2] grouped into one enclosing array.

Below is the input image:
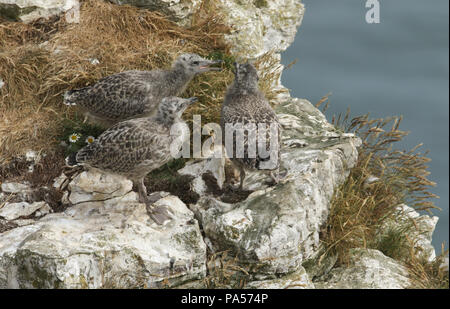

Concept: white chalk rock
[[108, 0, 202, 26], [68, 170, 134, 204], [178, 145, 226, 194], [217, 0, 305, 59], [0, 201, 49, 221], [191, 98, 361, 276], [314, 249, 411, 289], [0, 0, 78, 23], [0, 171, 207, 288], [1, 182, 31, 194]]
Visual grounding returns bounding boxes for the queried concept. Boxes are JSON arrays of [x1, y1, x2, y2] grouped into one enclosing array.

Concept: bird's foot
[[265, 170, 287, 186], [225, 181, 244, 192], [147, 192, 165, 204], [263, 177, 277, 186], [146, 203, 172, 225]]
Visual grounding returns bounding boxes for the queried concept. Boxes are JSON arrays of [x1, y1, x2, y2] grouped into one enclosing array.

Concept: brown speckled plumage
[[220, 62, 281, 189], [69, 96, 197, 224], [64, 54, 221, 126]]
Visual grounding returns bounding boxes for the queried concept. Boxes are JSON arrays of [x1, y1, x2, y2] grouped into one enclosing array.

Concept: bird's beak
[[180, 97, 197, 112], [188, 97, 198, 104], [199, 59, 223, 72], [233, 61, 239, 72]]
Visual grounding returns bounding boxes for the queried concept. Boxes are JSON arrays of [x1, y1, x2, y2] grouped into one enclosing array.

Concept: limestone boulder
[[0, 201, 51, 221], [0, 170, 207, 288], [217, 0, 305, 59], [1, 182, 31, 194], [314, 249, 411, 289], [108, 0, 201, 26], [0, 0, 78, 23], [189, 97, 361, 277]]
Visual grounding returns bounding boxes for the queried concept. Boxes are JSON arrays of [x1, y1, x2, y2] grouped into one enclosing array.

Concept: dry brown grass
[[0, 0, 283, 165], [203, 250, 251, 288], [318, 109, 448, 288], [0, 0, 233, 163], [0, 15, 64, 48], [407, 243, 449, 289]]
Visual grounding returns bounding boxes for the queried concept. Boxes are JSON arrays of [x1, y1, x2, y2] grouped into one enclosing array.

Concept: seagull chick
[[66, 96, 197, 225], [220, 62, 281, 190], [64, 53, 221, 126]]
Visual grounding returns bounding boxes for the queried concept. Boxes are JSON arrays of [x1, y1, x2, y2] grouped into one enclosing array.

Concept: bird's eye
[[192, 61, 199, 65]]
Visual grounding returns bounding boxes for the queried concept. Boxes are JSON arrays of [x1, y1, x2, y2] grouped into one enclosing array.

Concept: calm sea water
[[281, 0, 449, 250]]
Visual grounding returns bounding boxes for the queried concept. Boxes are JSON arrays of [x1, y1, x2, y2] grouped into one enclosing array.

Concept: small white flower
[[63, 100, 77, 106], [69, 133, 81, 143], [89, 58, 100, 65], [85, 136, 95, 144]]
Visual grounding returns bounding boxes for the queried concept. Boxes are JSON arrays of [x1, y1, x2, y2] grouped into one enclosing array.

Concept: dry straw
[[0, 0, 231, 162], [319, 107, 447, 288], [0, 0, 282, 163]]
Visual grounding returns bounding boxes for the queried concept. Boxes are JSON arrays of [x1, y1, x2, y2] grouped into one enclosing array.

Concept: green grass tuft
[[374, 226, 413, 261], [207, 51, 236, 71], [60, 114, 105, 156]]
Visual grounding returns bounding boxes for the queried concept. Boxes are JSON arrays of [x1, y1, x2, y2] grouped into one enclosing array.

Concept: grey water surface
[[281, 0, 449, 250]]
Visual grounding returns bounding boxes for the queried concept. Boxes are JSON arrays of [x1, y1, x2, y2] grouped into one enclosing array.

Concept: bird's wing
[[76, 119, 169, 173], [221, 96, 281, 170], [78, 71, 163, 120]]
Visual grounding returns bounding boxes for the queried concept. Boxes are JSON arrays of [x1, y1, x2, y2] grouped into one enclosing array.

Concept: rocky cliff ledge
[[0, 0, 441, 289]]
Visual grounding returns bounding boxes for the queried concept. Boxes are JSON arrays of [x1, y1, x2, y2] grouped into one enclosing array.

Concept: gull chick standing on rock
[[66, 96, 197, 225], [220, 62, 282, 190], [64, 53, 221, 126]]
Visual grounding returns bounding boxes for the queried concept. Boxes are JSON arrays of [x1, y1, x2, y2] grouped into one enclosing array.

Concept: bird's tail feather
[[63, 88, 87, 106], [65, 152, 79, 167]]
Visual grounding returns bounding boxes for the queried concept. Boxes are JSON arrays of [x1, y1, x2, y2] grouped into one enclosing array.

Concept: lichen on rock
[[314, 249, 411, 289], [0, 170, 207, 288], [189, 97, 360, 278], [107, 0, 202, 26], [0, 0, 78, 23], [216, 0, 305, 59]]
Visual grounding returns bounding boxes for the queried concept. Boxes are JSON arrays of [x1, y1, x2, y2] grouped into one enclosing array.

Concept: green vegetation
[[60, 114, 105, 156], [375, 225, 413, 261], [253, 0, 269, 9], [207, 51, 236, 71]]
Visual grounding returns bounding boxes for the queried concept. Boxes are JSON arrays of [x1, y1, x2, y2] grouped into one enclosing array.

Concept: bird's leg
[[266, 168, 287, 186], [269, 168, 280, 184], [239, 166, 246, 190], [136, 178, 148, 203], [136, 178, 172, 225], [225, 162, 245, 191]]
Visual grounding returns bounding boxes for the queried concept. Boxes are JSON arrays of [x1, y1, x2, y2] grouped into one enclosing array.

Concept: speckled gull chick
[[220, 62, 281, 190], [66, 96, 197, 225], [63, 53, 221, 126]]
